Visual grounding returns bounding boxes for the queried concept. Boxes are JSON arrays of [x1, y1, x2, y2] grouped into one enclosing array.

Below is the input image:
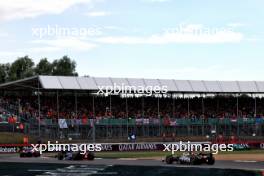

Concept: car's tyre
[[165, 155, 174, 164], [57, 153, 64, 160], [190, 157, 199, 165], [73, 152, 84, 160], [26, 152, 33, 157], [87, 152, 95, 160], [207, 157, 215, 165], [33, 152, 40, 157]]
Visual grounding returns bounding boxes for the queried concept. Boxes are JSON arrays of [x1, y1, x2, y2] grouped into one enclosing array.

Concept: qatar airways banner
[[0, 142, 263, 153]]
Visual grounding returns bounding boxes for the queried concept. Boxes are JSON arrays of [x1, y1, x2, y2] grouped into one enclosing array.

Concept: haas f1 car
[[19, 148, 41, 158], [164, 152, 215, 165], [57, 151, 95, 161]]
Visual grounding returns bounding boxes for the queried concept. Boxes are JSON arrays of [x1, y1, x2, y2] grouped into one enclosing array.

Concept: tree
[[52, 56, 78, 76], [0, 55, 79, 83], [9, 56, 35, 81], [35, 58, 53, 75], [0, 63, 10, 83]]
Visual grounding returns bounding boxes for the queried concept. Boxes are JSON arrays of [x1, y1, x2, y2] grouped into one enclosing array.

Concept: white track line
[[234, 160, 257, 163]]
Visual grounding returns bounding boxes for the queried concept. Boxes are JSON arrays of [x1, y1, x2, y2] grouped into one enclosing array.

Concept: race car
[[19, 148, 41, 158], [164, 152, 215, 165], [57, 151, 95, 161]]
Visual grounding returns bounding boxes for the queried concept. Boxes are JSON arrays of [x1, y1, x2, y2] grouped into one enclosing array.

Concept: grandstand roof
[[1, 75, 264, 93]]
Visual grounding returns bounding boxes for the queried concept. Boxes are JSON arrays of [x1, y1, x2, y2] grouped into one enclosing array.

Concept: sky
[[0, 0, 264, 80]]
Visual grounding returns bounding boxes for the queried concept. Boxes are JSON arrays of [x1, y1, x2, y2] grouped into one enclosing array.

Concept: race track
[[0, 154, 263, 170]]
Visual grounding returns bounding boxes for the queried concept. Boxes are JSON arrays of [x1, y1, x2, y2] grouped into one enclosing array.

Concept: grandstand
[[0, 75, 263, 142]]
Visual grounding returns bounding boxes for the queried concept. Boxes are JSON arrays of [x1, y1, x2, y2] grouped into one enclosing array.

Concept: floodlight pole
[[57, 91, 59, 119], [158, 94, 160, 135], [236, 94, 239, 118], [92, 94, 95, 117], [126, 94, 128, 138], [142, 96, 144, 117], [237, 94, 239, 136], [57, 90, 60, 138], [75, 91, 79, 134], [172, 94, 175, 118], [201, 94, 205, 136], [38, 80, 41, 137], [92, 95, 95, 143], [187, 96, 190, 118], [201, 95, 205, 115], [75, 92, 77, 118], [109, 95, 112, 115], [126, 95, 128, 118], [216, 95, 219, 112], [158, 95, 160, 118]]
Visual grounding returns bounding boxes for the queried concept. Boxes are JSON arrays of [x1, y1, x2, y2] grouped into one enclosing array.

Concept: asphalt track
[[0, 154, 263, 171]]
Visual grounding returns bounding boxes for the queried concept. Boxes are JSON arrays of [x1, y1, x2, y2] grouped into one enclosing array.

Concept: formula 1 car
[[164, 152, 215, 165], [19, 148, 41, 158], [57, 151, 95, 161]]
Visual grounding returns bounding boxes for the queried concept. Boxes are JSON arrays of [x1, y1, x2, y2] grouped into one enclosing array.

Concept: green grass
[[95, 151, 172, 158], [0, 132, 39, 144], [95, 150, 264, 159]]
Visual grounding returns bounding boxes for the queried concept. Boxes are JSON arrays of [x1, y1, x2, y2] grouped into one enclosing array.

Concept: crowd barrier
[[0, 141, 263, 153], [41, 117, 264, 126]]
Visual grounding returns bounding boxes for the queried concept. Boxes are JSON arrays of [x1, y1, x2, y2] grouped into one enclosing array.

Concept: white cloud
[[0, 31, 9, 38], [93, 23, 244, 45], [113, 65, 254, 81], [31, 37, 97, 51], [0, 37, 98, 59], [0, 51, 24, 58], [244, 36, 262, 42], [95, 30, 243, 44], [0, 38, 98, 59], [103, 26, 127, 32], [142, 0, 171, 2], [227, 23, 245, 28], [0, 0, 94, 21], [82, 65, 253, 81], [84, 11, 111, 17], [28, 47, 61, 53]]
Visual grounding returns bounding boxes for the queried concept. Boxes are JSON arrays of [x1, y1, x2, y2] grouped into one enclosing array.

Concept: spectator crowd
[[1, 94, 264, 124]]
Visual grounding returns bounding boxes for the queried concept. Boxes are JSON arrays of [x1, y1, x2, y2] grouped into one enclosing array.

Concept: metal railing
[[33, 117, 264, 126], [1, 117, 263, 141]]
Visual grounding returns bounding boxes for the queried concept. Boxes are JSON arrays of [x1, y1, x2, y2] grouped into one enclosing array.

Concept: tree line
[[0, 55, 78, 83]]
